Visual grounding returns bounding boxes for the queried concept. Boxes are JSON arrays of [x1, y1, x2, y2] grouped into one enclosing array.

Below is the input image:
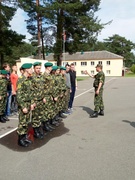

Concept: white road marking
[[75, 78, 116, 99], [0, 127, 17, 139], [0, 78, 116, 139]]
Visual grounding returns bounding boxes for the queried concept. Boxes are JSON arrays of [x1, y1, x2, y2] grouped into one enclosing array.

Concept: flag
[[62, 30, 66, 42]]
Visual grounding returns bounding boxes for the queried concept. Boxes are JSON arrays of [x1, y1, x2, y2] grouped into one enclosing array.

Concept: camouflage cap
[[33, 61, 42, 66], [21, 63, 33, 69], [60, 66, 66, 70], [52, 66, 58, 71], [44, 62, 53, 67], [0, 70, 8, 75]]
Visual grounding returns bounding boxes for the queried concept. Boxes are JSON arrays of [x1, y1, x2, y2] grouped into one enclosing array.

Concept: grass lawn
[[77, 76, 89, 81], [125, 72, 135, 77]]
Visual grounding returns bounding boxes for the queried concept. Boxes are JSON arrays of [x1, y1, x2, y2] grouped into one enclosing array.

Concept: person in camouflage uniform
[[42, 62, 58, 132], [0, 70, 8, 123], [17, 63, 36, 147], [31, 62, 44, 139], [91, 64, 105, 118], [59, 66, 68, 113]]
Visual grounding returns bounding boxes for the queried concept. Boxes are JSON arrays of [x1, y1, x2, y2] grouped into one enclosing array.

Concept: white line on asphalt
[[0, 78, 116, 139], [75, 78, 116, 99], [0, 127, 17, 139]]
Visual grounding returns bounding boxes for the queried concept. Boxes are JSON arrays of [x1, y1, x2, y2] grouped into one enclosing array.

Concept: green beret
[[0, 70, 8, 75], [52, 66, 58, 71], [33, 61, 42, 66], [21, 63, 33, 69], [60, 66, 66, 70], [44, 62, 53, 67]]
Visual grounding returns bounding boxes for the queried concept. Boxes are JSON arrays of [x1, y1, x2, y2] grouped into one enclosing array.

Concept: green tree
[[130, 64, 135, 74], [103, 34, 135, 67], [18, 0, 104, 65], [0, 1, 25, 67]]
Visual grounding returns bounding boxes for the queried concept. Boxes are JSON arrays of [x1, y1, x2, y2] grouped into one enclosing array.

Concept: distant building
[[16, 51, 124, 76], [46, 51, 124, 76]]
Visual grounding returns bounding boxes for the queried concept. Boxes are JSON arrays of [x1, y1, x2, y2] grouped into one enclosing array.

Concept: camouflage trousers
[[17, 102, 31, 135], [32, 100, 43, 128], [57, 92, 67, 112], [0, 96, 7, 115], [94, 88, 104, 112], [42, 96, 57, 122], [63, 88, 70, 111]]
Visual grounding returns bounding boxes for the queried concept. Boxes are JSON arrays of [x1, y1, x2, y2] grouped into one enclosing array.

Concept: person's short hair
[[95, 64, 103, 69], [2, 63, 10, 69], [65, 63, 70, 67], [70, 63, 75, 66]]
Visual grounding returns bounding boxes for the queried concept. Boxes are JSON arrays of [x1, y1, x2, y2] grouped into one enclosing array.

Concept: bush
[[130, 64, 135, 74]]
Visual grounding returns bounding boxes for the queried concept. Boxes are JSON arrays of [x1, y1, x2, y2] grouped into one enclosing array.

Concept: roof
[[46, 51, 123, 61]]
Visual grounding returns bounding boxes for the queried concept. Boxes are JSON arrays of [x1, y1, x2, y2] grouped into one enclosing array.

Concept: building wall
[[16, 56, 123, 77], [16, 57, 48, 76], [51, 58, 123, 77]]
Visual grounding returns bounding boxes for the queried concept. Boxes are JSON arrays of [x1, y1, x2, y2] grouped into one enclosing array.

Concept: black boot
[[90, 111, 98, 118], [33, 127, 44, 139], [99, 110, 104, 116], [0, 115, 6, 123], [47, 120, 55, 130], [43, 122, 52, 132], [18, 134, 29, 147], [51, 118, 59, 127], [3, 116, 10, 121], [59, 111, 67, 119], [55, 114, 62, 122]]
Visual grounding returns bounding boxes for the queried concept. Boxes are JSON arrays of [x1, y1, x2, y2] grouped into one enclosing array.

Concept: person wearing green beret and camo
[[31, 62, 44, 139], [42, 62, 59, 131], [0, 70, 8, 123], [16, 63, 36, 147]]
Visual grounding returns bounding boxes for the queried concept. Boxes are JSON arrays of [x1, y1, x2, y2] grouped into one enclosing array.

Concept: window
[[98, 61, 102, 65], [91, 61, 95, 66], [62, 62, 68, 66], [91, 70, 94, 74], [81, 62, 87, 66], [106, 61, 110, 65], [106, 70, 111, 74], [73, 62, 77, 66]]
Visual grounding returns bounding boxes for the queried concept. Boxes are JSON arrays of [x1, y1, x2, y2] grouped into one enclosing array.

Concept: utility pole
[[36, 0, 41, 59]]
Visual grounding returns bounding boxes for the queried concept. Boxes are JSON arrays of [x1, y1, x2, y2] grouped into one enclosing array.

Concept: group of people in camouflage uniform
[[0, 70, 9, 123], [17, 62, 71, 147]]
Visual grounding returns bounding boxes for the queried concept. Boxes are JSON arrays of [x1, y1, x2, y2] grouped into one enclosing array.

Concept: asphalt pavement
[[0, 77, 135, 180]]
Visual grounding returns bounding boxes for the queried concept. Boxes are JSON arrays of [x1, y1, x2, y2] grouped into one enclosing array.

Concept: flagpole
[[63, 29, 65, 66]]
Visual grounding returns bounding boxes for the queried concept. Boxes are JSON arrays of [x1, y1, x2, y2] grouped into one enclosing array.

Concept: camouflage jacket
[[42, 72, 57, 97], [32, 73, 45, 101], [17, 75, 34, 109], [93, 71, 105, 89], [0, 77, 7, 96]]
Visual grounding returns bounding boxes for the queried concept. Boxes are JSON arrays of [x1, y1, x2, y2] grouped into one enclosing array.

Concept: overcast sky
[[10, 0, 135, 43]]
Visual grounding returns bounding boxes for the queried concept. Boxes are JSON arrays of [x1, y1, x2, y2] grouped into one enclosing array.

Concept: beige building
[[16, 51, 124, 77], [46, 50, 124, 76]]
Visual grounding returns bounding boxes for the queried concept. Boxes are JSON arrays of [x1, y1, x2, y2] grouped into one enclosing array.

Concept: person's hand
[[43, 98, 46, 103], [31, 104, 36, 110], [12, 91, 16, 95], [54, 97, 58, 101], [83, 70, 88, 74], [95, 90, 99, 95], [22, 108, 28, 113]]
